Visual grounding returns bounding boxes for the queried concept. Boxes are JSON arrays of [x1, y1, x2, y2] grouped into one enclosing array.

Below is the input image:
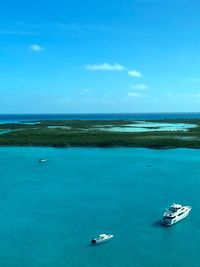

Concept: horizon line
[[1, 112, 200, 115]]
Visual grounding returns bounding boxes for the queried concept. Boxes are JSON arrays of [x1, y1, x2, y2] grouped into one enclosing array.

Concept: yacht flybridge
[[163, 203, 192, 226]]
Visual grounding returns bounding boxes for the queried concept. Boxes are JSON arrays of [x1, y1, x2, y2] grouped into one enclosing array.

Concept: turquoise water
[[96, 122, 197, 132], [0, 147, 200, 267], [0, 130, 13, 135], [0, 129, 23, 135], [47, 126, 71, 129], [1, 112, 200, 123]]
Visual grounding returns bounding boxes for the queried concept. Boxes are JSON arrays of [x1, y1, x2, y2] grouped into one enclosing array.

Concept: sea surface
[[0, 147, 200, 267], [1, 112, 200, 123]]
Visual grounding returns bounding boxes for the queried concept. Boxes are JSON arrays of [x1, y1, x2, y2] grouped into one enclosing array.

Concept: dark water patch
[[1, 112, 200, 124]]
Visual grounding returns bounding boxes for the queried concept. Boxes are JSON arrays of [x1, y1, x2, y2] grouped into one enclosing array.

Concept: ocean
[[1, 112, 200, 123], [0, 147, 199, 267]]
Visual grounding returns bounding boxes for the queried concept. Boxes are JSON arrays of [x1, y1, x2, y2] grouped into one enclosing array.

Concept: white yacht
[[163, 203, 192, 226], [91, 234, 114, 244], [38, 158, 48, 163]]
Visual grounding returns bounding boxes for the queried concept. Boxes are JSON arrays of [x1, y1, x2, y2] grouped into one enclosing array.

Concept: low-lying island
[[1, 119, 200, 148]]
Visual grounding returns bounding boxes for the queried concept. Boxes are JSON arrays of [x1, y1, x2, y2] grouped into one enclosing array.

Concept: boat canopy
[[99, 234, 107, 237], [171, 203, 182, 209]]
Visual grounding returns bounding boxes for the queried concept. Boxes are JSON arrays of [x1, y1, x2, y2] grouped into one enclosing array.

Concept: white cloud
[[127, 92, 143, 97], [29, 44, 45, 52], [130, 84, 148, 90], [82, 88, 91, 93], [85, 63, 125, 71], [128, 69, 142, 78]]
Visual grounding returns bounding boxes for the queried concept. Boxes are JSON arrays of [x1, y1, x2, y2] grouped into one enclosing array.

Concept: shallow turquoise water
[[47, 126, 71, 129], [0, 129, 23, 135], [96, 122, 197, 132], [0, 147, 200, 267]]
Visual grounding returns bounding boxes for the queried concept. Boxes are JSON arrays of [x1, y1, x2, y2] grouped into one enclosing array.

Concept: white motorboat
[[163, 203, 192, 226], [91, 234, 114, 244], [38, 158, 48, 163]]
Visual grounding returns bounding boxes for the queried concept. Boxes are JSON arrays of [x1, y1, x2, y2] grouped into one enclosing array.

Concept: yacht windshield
[[169, 207, 177, 212]]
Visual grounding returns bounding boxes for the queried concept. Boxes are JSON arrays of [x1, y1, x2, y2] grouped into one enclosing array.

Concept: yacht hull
[[163, 206, 191, 226], [91, 234, 113, 244]]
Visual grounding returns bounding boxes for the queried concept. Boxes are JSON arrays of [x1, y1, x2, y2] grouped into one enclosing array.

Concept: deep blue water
[[0, 147, 200, 267], [1, 112, 200, 123]]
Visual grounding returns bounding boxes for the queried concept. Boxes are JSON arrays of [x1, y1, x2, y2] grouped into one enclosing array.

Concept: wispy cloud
[[82, 88, 91, 93], [85, 63, 125, 71], [0, 20, 136, 38], [127, 92, 143, 97], [177, 93, 200, 98], [29, 44, 45, 52], [0, 20, 40, 36], [130, 84, 148, 90], [133, 0, 186, 2], [188, 78, 200, 83], [55, 22, 137, 37], [128, 69, 142, 78], [0, 29, 34, 35]]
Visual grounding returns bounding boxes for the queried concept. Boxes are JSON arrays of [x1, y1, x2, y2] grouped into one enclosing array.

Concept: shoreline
[[1, 145, 200, 149], [1, 119, 200, 149], [1, 144, 200, 150]]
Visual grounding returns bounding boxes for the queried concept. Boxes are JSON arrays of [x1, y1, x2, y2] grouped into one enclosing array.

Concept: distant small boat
[[91, 234, 114, 244], [38, 158, 48, 163], [163, 203, 192, 226]]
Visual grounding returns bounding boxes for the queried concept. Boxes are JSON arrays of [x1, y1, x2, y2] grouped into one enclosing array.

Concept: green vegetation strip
[[0, 119, 200, 148]]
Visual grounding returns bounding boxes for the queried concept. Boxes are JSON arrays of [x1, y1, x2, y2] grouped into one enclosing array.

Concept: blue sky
[[1, 0, 200, 113]]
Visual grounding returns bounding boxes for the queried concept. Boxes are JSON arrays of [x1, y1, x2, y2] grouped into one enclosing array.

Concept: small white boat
[[163, 203, 192, 226], [91, 234, 114, 244], [38, 158, 48, 163]]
